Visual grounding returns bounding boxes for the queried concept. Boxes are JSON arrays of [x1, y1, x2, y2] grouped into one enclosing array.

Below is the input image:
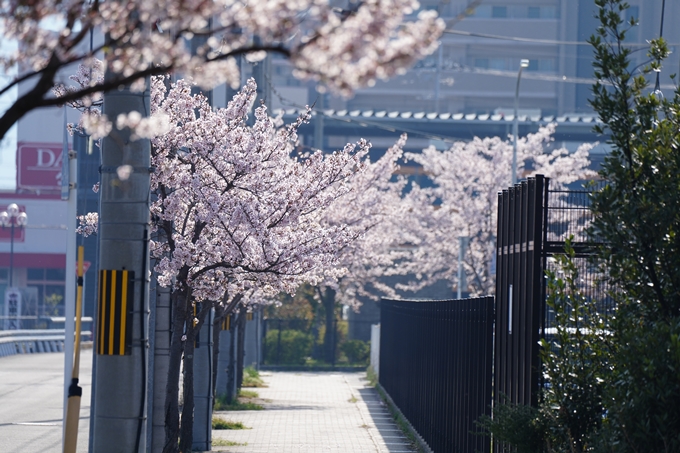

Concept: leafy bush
[[264, 329, 313, 365], [481, 239, 607, 453], [340, 339, 369, 364]]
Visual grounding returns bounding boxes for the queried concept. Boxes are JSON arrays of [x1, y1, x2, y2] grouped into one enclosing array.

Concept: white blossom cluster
[[76, 212, 99, 237], [1, 0, 444, 135], [147, 76, 406, 303]]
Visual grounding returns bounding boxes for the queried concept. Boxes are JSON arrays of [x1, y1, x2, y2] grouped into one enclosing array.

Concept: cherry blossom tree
[[0, 0, 444, 141], [309, 135, 408, 361], [148, 75, 411, 451], [74, 72, 410, 449], [398, 125, 596, 297]]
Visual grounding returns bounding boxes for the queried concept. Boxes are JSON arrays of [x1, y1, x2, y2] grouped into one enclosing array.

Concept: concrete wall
[[370, 324, 380, 379], [215, 314, 261, 397]]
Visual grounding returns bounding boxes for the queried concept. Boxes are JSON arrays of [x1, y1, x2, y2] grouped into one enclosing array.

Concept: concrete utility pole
[[149, 279, 171, 451], [91, 78, 151, 452], [192, 308, 214, 451]]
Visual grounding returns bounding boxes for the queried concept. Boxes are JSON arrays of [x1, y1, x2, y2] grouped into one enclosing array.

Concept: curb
[[260, 365, 366, 372], [375, 382, 434, 453]]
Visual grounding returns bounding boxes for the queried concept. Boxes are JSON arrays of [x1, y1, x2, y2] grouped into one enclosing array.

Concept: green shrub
[[264, 329, 313, 365], [242, 366, 266, 387], [212, 417, 249, 430], [340, 339, 369, 364]]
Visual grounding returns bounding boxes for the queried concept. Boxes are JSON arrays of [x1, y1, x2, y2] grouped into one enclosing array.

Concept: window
[[489, 58, 506, 70], [526, 6, 557, 19], [471, 5, 492, 17], [475, 58, 489, 69], [475, 58, 506, 70], [471, 5, 510, 18], [526, 59, 556, 72], [27, 267, 66, 317], [492, 6, 508, 18], [539, 59, 556, 72]]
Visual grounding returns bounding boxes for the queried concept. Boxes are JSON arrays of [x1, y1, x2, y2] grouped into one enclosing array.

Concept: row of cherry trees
[[76, 74, 409, 450], [75, 76, 595, 450]]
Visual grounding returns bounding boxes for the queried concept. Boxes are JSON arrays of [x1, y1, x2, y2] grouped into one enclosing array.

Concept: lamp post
[[0, 203, 28, 287], [512, 59, 529, 186]]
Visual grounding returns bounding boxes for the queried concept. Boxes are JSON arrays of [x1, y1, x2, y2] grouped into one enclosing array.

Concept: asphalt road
[[0, 350, 91, 453]]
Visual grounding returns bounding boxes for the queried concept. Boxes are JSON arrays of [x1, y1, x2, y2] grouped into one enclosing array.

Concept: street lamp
[[512, 59, 530, 186], [0, 203, 28, 287]]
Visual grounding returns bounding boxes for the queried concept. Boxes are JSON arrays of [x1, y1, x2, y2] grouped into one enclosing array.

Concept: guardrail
[[0, 330, 91, 358]]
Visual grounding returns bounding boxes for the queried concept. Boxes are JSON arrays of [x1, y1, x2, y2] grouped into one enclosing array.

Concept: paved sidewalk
[[212, 372, 416, 453]]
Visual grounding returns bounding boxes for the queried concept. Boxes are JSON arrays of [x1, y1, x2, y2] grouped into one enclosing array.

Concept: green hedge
[[265, 329, 313, 365]]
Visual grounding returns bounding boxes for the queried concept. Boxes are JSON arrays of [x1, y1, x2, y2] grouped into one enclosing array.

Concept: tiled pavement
[[211, 372, 417, 453]]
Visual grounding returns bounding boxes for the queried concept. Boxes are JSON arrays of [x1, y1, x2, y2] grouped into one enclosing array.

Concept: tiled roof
[[274, 108, 599, 124]]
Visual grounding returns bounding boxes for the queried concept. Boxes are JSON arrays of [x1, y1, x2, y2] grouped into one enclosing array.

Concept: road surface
[[0, 350, 91, 453]]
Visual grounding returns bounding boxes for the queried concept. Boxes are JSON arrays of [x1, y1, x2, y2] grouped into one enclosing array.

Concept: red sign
[[17, 142, 64, 191], [76, 261, 92, 274], [0, 204, 26, 243]]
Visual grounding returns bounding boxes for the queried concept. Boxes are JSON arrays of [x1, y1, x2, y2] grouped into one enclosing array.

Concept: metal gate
[[494, 175, 609, 408]]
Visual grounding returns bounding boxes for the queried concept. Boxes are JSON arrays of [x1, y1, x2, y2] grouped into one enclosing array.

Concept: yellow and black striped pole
[[64, 246, 84, 453], [96, 269, 133, 356]]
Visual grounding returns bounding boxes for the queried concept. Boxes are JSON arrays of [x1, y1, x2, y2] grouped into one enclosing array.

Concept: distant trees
[[398, 124, 594, 297]]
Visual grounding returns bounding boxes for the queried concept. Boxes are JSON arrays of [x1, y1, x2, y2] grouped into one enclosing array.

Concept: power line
[[442, 28, 680, 47]]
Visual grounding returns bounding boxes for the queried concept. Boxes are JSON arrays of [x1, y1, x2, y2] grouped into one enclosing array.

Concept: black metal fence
[[495, 175, 610, 410], [379, 297, 494, 453]]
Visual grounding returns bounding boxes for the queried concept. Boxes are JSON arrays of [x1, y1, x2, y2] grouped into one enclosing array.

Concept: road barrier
[[0, 330, 91, 358]]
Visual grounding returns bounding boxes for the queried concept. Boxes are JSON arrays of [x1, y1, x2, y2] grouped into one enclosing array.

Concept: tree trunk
[[178, 322, 196, 453], [321, 287, 337, 364], [177, 302, 213, 452], [236, 307, 247, 390], [163, 290, 189, 453]]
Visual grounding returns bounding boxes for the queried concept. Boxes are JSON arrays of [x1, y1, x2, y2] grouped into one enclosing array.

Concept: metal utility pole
[[457, 236, 468, 299], [91, 76, 151, 452], [252, 39, 271, 111], [314, 95, 324, 152], [512, 59, 529, 186]]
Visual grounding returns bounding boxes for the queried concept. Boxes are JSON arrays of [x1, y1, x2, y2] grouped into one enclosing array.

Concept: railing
[[379, 297, 494, 453], [0, 329, 91, 358]]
